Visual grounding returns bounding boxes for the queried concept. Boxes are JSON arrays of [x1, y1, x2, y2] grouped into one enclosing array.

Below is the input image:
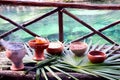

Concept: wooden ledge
[[0, 70, 107, 80]]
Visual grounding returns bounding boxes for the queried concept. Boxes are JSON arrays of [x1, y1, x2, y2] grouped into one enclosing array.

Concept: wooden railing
[[0, 0, 120, 45]]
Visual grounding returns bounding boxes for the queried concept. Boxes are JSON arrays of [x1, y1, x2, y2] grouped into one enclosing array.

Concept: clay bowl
[[70, 42, 88, 56], [46, 42, 63, 55], [87, 51, 106, 63]]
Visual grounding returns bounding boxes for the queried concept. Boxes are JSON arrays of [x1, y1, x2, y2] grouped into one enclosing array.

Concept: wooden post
[[58, 7, 64, 42]]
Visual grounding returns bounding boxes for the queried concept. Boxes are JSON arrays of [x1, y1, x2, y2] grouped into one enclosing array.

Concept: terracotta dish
[[87, 51, 106, 63], [70, 42, 88, 56], [47, 42, 63, 55]]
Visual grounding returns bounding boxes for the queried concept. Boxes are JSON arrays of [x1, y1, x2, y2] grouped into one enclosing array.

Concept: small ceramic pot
[[46, 42, 63, 55], [87, 51, 106, 63], [5, 42, 26, 71], [28, 39, 49, 61], [70, 42, 88, 56]]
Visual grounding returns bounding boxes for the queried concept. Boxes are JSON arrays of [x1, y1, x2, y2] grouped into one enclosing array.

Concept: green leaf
[[50, 65, 79, 80], [44, 66, 62, 80], [107, 66, 120, 69], [92, 70, 118, 80], [58, 60, 77, 68], [78, 68, 99, 77], [102, 44, 115, 53], [74, 68, 98, 77], [41, 68, 48, 80], [54, 64, 98, 77], [107, 59, 120, 63], [36, 68, 40, 80], [25, 57, 58, 74], [54, 64, 77, 72], [62, 53, 78, 66], [96, 44, 105, 51], [106, 54, 120, 61], [107, 45, 120, 57], [84, 39, 92, 55], [96, 69, 120, 75], [90, 40, 100, 51]]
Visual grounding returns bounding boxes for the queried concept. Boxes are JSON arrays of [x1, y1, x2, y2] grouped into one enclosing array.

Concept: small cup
[[70, 42, 88, 56], [87, 51, 106, 63]]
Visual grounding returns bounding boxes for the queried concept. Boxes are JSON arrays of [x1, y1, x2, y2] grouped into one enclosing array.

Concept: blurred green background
[[0, 4, 120, 44]]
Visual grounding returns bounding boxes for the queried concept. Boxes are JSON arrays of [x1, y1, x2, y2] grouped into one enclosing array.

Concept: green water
[[0, 7, 120, 44]]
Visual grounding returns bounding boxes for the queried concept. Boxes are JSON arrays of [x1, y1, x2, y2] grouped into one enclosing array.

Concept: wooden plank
[[0, 1, 120, 10], [0, 71, 107, 80]]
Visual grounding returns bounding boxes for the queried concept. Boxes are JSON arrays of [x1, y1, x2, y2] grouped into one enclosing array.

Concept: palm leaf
[[90, 40, 100, 51], [92, 71, 117, 80], [107, 59, 120, 63], [95, 69, 120, 75], [44, 66, 62, 80], [102, 44, 115, 53], [54, 64, 98, 77], [36, 68, 40, 80], [96, 44, 105, 51], [41, 68, 48, 80], [50, 65, 79, 80], [106, 54, 120, 61], [107, 45, 120, 57], [25, 57, 58, 74], [74, 68, 98, 77], [23, 40, 120, 80], [62, 53, 78, 66], [84, 40, 92, 55]]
